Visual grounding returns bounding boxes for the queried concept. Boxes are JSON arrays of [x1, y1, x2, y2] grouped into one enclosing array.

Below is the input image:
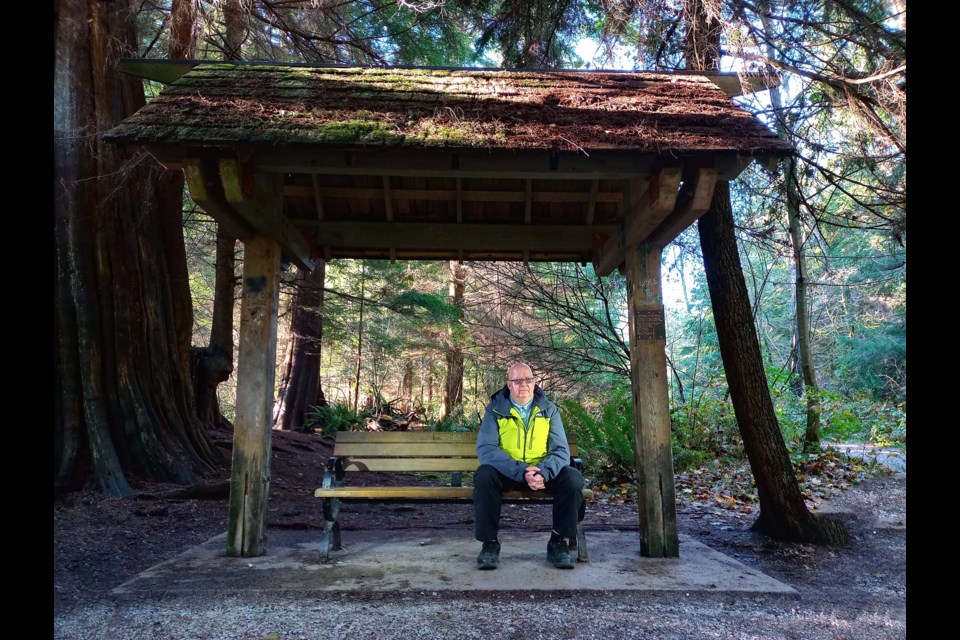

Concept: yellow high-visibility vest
[[496, 406, 550, 465]]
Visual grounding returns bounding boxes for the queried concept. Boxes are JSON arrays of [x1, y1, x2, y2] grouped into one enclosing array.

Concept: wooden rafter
[[219, 159, 315, 271], [647, 168, 718, 249], [586, 179, 599, 225], [593, 168, 683, 276]]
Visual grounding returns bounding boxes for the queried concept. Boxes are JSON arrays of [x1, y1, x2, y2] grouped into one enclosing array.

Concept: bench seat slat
[[331, 431, 577, 445], [314, 486, 595, 500], [334, 443, 580, 458], [334, 442, 479, 457], [340, 458, 481, 472], [333, 432, 480, 443]]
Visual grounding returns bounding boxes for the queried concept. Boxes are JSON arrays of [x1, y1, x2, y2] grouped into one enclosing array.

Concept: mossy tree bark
[[443, 260, 465, 418], [273, 261, 327, 432], [192, 229, 237, 430], [192, 0, 247, 430], [54, 0, 217, 496]]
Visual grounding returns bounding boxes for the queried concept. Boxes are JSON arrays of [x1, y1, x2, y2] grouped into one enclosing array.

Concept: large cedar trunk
[[273, 262, 327, 431], [697, 184, 846, 545], [54, 0, 217, 496], [192, 228, 236, 430], [443, 260, 465, 417], [169, 0, 234, 432], [192, 0, 246, 429]]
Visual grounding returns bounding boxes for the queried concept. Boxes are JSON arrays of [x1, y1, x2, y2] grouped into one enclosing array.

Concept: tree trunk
[[54, 0, 217, 496], [787, 163, 823, 454], [401, 360, 414, 413], [684, 0, 844, 546], [169, 0, 234, 432], [353, 262, 365, 413], [443, 260, 465, 417], [169, 0, 198, 59], [761, 13, 822, 452], [191, 0, 249, 429], [273, 261, 327, 431], [697, 184, 846, 545], [197, 228, 237, 429], [223, 0, 251, 60]]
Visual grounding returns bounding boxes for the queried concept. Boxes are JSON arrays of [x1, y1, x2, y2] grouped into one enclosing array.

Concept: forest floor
[[53, 425, 907, 639]]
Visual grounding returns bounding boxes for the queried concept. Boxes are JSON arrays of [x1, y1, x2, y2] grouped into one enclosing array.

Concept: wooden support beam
[[624, 243, 679, 558], [586, 178, 599, 225], [153, 145, 767, 183], [311, 174, 325, 220], [283, 185, 623, 204], [455, 177, 463, 223], [383, 175, 394, 222], [623, 168, 682, 246], [219, 159, 315, 271], [524, 179, 532, 224], [646, 168, 718, 249], [182, 158, 255, 240], [254, 147, 659, 180], [227, 237, 282, 558], [592, 169, 682, 276], [306, 221, 617, 253]]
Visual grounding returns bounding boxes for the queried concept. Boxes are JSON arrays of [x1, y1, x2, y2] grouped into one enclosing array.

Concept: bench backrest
[[332, 431, 580, 473]]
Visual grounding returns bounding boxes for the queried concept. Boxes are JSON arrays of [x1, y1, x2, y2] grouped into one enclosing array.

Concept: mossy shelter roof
[[107, 61, 793, 272]]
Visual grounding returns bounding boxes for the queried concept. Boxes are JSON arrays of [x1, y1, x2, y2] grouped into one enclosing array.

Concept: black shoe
[[477, 540, 500, 569], [547, 535, 575, 569]]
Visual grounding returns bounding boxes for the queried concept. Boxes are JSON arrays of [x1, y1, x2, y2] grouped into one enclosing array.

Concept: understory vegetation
[[56, 1, 904, 505]]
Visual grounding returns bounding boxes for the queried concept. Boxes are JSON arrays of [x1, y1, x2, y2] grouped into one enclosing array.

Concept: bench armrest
[[322, 456, 345, 489], [570, 456, 584, 474]]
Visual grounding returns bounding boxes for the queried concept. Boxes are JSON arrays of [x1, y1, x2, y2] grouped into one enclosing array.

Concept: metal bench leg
[[575, 522, 588, 562], [320, 496, 342, 561]]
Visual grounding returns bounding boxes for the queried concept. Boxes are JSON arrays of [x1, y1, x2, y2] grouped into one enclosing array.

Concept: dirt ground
[[53, 425, 907, 638]]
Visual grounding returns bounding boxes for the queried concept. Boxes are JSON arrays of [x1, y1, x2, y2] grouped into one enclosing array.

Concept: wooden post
[[226, 236, 282, 557], [624, 243, 679, 557]]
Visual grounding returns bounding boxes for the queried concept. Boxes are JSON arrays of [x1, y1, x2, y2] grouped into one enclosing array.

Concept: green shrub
[[670, 396, 744, 462], [818, 391, 906, 447], [429, 405, 478, 432], [562, 384, 754, 482], [559, 385, 636, 484], [769, 383, 807, 450], [305, 402, 363, 435]]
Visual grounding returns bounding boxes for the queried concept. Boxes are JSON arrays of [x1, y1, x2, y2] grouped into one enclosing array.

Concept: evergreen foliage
[[127, 0, 906, 479], [305, 403, 364, 435]]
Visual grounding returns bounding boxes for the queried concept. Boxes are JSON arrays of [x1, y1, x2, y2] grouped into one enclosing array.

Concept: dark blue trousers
[[473, 463, 584, 542]]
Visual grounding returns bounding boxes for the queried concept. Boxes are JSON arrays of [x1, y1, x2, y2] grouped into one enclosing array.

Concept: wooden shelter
[[107, 61, 792, 559]]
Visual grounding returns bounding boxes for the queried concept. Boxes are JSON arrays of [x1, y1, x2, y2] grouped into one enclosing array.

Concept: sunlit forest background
[[56, 0, 905, 497]]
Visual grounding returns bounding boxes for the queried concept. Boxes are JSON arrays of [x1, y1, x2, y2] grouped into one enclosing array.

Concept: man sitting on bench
[[474, 362, 585, 570]]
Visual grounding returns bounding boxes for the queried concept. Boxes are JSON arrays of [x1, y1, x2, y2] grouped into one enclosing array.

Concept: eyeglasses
[[508, 377, 535, 385]]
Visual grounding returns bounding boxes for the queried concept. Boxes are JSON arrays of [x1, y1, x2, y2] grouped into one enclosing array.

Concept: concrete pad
[[112, 529, 797, 597]]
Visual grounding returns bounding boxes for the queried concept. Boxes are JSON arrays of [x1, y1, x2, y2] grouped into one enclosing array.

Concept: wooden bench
[[314, 430, 593, 561]]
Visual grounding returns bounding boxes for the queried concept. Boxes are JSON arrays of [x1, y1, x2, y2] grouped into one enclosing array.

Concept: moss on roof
[[106, 64, 793, 155]]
